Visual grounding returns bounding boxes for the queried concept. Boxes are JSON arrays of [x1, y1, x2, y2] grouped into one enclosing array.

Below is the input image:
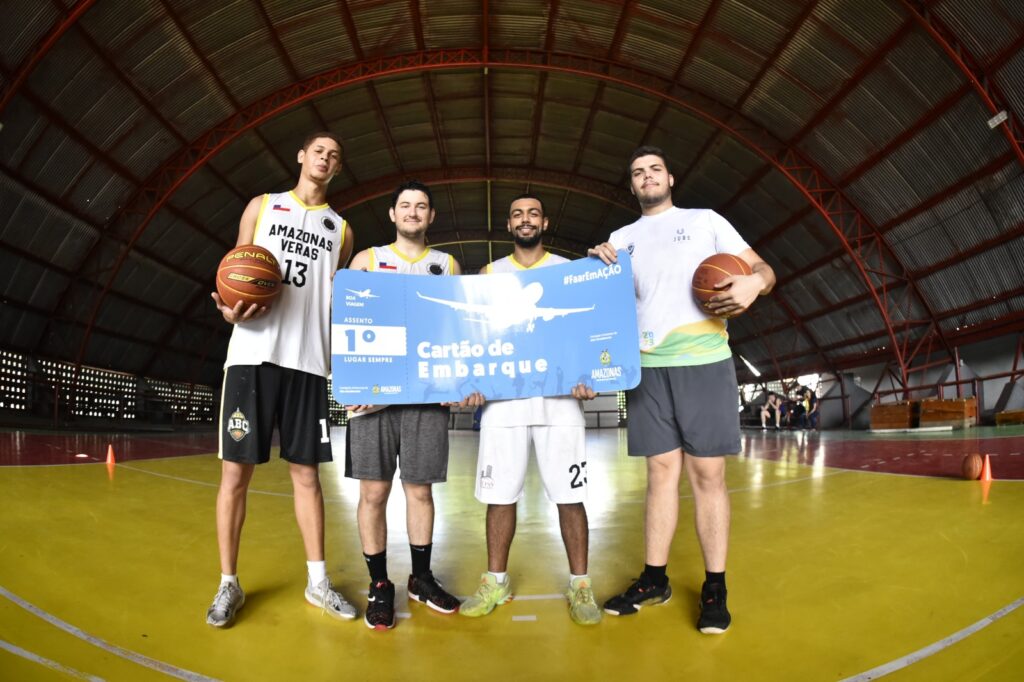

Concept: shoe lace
[[626, 576, 653, 598], [571, 584, 596, 608], [213, 584, 236, 612], [315, 578, 349, 616]]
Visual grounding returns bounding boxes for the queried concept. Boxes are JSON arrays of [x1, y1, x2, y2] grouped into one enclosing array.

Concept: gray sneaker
[[305, 577, 357, 620], [206, 581, 245, 628]]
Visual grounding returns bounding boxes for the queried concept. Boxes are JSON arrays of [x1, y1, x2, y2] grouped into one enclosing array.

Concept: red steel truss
[[69, 46, 1012, 393]]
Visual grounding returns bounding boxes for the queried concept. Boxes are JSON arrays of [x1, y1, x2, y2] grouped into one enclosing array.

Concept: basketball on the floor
[[692, 253, 753, 311], [216, 245, 283, 310], [962, 453, 983, 480]]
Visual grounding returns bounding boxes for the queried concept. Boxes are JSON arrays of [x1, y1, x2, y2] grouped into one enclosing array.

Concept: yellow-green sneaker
[[567, 577, 602, 625], [459, 573, 512, 617]]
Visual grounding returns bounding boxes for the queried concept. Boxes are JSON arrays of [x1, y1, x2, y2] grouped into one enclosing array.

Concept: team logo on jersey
[[428, 263, 444, 275], [627, 243, 635, 255], [600, 350, 612, 366], [227, 408, 250, 442], [321, 216, 337, 232]]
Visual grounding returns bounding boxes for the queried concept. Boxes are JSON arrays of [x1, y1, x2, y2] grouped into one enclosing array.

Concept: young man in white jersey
[[458, 194, 602, 626], [589, 146, 775, 634], [205, 132, 357, 628], [345, 180, 464, 630]]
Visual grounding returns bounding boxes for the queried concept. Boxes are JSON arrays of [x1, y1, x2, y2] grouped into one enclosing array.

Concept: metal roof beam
[[0, 0, 97, 114], [67, 48, 965, 380]]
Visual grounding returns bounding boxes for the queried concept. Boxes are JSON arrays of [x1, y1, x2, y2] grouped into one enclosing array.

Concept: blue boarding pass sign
[[330, 251, 640, 405]]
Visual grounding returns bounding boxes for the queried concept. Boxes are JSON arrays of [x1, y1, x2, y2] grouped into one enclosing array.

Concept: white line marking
[[396, 612, 411, 619], [512, 615, 537, 621], [514, 594, 564, 601], [116, 464, 294, 498], [0, 586, 218, 682], [0, 639, 104, 681], [840, 596, 1024, 681]]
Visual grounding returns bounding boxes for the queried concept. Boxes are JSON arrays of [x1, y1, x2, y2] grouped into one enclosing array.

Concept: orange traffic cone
[[106, 444, 116, 465], [980, 454, 993, 482]]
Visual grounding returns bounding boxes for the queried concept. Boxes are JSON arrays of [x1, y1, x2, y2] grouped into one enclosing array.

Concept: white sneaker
[[206, 581, 245, 628], [305, 577, 357, 620]]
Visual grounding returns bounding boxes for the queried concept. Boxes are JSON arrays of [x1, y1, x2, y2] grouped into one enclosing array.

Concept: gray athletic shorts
[[626, 359, 741, 457], [344, 405, 450, 483]]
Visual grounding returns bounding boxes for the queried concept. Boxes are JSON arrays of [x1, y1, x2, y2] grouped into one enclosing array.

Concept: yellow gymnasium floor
[[1, 428, 1023, 680]]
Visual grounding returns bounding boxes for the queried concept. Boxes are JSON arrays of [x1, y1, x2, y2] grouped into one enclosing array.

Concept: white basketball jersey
[[224, 191, 347, 377], [347, 242, 456, 419], [480, 252, 585, 427], [367, 244, 454, 275]]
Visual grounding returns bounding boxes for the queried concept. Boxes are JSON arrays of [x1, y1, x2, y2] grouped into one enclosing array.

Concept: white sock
[[307, 561, 327, 587], [220, 573, 239, 586], [488, 571, 508, 584], [570, 573, 589, 585]]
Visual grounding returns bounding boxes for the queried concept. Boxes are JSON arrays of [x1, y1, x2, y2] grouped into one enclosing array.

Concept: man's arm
[[706, 247, 775, 318], [211, 196, 269, 324], [337, 222, 356, 269], [348, 248, 371, 271]]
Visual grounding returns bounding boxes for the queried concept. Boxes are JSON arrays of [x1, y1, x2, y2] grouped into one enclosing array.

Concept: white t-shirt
[[479, 252, 585, 427], [224, 191, 347, 377], [609, 207, 749, 367]]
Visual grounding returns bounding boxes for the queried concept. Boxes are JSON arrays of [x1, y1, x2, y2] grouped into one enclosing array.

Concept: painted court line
[[512, 615, 538, 622], [841, 596, 1024, 681], [0, 639, 104, 681], [514, 593, 564, 601], [115, 464, 294, 498], [0, 586, 218, 682]]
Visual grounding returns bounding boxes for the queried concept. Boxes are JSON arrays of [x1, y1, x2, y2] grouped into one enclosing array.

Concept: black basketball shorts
[[219, 363, 332, 466]]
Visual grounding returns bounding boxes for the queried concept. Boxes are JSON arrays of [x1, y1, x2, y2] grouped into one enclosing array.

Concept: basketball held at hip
[[692, 253, 753, 317], [216, 245, 283, 311]]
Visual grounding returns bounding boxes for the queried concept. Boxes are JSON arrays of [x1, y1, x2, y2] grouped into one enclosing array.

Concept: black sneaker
[[697, 581, 730, 634], [365, 580, 396, 630], [408, 571, 461, 614], [603, 576, 672, 616]]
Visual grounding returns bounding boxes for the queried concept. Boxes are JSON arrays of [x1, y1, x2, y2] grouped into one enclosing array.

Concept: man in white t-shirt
[[458, 194, 602, 626], [589, 146, 776, 634]]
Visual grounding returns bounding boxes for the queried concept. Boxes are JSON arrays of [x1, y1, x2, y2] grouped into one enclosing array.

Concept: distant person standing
[[761, 392, 781, 430]]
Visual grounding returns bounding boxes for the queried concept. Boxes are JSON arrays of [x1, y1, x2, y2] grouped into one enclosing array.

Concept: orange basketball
[[216, 245, 283, 311], [961, 453, 983, 480], [692, 253, 753, 312]]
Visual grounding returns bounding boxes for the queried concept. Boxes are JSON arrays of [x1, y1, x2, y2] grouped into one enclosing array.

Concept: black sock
[[410, 543, 432, 577], [705, 571, 726, 587], [643, 564, 668, 587], [364, 551, 388, 583]]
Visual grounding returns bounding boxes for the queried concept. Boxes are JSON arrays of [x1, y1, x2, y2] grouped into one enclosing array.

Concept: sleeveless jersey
[[347, 242, 456, 419], [480, 252, 585, 427], [224, 191, 347, 377], [609, 207, 749, 368], [368, 244, 454, 275]]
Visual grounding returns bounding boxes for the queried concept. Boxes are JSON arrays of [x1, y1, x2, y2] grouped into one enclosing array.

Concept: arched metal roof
[[1, 0, 1023, 388]]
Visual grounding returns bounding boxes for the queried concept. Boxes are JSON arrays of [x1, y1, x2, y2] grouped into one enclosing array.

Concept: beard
[[636, 185, 672, 208], [397, 224, 426, 241], [513, 229, 543, 248]]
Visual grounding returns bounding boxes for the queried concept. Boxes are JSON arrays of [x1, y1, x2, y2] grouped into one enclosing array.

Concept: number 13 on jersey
[[330, 324, 407, 356]]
